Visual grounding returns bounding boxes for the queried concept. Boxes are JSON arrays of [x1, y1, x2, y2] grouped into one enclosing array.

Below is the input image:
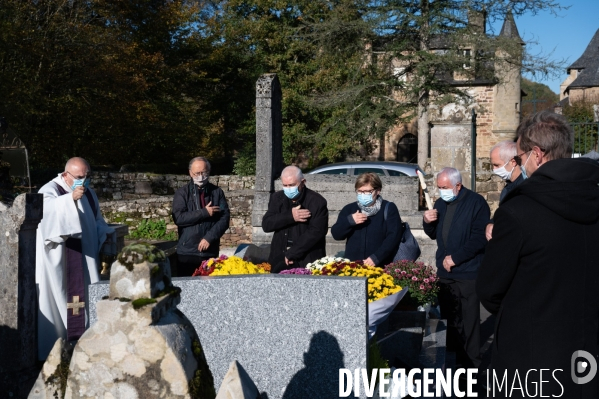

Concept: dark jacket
[[262, 187, 328, 273], [477, 158, 599, 398], [423, 187, 489, 280], [172, 181, 230, 258], [331, 200, 403, 267], [499, 173, 524, 203]]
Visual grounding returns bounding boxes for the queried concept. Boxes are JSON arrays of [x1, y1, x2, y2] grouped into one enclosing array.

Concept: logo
[[571, 350, 597, 384]]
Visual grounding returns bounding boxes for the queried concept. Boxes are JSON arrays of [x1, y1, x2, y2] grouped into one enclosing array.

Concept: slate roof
[[567, 28, 599, 89], [499, 11, 524, 44]]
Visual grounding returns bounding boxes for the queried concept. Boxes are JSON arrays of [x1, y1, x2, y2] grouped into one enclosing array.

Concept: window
[[463, 49, 472, 69], [387, 169, 407, 177], [353, 168, 386, 176], [314, 168, 348, 175]]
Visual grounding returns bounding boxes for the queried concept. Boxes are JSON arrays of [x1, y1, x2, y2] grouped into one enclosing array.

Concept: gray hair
[[437, 167, 462, 186], [490, 140, 517, 164], [188, 157, 211, 172], [281, 165, 304, 181]]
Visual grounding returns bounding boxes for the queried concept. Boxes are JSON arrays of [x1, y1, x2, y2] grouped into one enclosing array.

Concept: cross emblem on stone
[[67, 296, 85, 316]]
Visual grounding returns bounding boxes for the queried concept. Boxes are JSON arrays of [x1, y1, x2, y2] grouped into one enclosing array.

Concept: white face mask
[[493, 160, 514, 181], [193, 174, 209, 186]]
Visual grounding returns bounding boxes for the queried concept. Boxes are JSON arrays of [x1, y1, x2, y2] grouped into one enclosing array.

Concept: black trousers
[[177, 254, 211, 277], [438, 278, 481, 368]]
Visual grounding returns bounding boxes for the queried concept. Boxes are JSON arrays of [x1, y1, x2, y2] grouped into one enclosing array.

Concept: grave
[[88, 274, 369, 399], [0, 194, 43, 397]]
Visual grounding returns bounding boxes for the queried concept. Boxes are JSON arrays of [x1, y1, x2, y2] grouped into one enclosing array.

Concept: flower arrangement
[[255, 262, 272, 273], [279, 268, 312, 275], [311, 260, 402, 302], [305, 256, 349, 271], [384, 260, 439, 306], [192, 255, 269, 276]]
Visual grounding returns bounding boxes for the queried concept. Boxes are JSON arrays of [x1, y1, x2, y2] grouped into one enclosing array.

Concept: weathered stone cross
[[67, 296, 85, 316]]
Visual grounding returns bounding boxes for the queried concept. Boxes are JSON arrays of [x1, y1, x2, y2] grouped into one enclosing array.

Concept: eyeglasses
[[514, 148, 544, 166], [66, 171, 89, 180], [356, 189, 375, 195], [191, 172, 209, 178]]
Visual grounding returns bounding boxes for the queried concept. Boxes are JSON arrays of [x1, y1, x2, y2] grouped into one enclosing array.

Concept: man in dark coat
[[423, 167, 490, 369], [477, 111, 599, 398], [486, 140, 523, 240], [172, 157, 230, 276], [262, 166, 328, 273]]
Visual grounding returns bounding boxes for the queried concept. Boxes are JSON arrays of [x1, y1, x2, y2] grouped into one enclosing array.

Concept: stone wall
[[93, 174, 255, 247]]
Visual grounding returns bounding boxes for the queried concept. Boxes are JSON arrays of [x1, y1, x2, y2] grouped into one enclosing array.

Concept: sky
[[495, 1, 599, 95]]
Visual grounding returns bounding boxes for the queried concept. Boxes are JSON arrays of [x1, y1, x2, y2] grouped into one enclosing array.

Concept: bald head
[[63, 157, 90, 187], [65, 157, 90, 174], [281, 166, 303, 183]]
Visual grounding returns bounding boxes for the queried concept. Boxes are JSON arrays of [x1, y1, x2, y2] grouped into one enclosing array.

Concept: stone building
[[559, 28, 599, 105], [377, 11, 524, 164]]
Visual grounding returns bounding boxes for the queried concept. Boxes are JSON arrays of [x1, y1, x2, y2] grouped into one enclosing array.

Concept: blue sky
[[501, 1, 599, 95]]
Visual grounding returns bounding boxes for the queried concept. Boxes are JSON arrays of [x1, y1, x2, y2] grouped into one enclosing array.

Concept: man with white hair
[[486, 140, 522, 240], [423, 167, 489, 370], [172, 156, 230, 276], [262, 165, 328, 273], [36, 157, 116, 359]]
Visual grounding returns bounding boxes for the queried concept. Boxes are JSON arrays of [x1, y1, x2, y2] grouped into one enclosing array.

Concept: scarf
[[357, 195, 383, 217]]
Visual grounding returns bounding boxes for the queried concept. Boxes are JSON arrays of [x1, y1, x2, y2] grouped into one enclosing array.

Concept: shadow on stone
[[281, 331, 344, 399]]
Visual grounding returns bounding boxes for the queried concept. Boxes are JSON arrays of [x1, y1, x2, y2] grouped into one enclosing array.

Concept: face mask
[[520, 152, 532, 180], [439, 188, 456, 202], [193, 175, 209, 186], [357, 193, 374, 206], [283, 186, 300, 199], [493, 160, 514, 181], [71, 178, 90, 190]]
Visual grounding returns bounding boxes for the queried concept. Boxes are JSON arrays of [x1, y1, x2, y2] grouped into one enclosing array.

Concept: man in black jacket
[[423, 167, 489, 369], [172, 157, 230, 276], [262, 166, 328, 273], [477, 111, 599, 397], [486, 140, 523, 240]]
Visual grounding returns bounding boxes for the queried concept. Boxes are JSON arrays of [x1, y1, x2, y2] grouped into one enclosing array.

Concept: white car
[[307, 161, 422, 177]]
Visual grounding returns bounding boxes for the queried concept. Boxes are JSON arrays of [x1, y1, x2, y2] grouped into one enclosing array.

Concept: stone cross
[[0, 194, 43, 397], [252, 74, 284, 244]]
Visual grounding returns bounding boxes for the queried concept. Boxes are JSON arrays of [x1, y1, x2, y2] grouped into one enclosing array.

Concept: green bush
[[128, 219, 177, 241]]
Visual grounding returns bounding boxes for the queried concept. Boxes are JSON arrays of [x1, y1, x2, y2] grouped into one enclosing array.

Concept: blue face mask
[[357, 193, 374, 206], [71, 178, 90, 191], [439, 188, 456, 202], [283, 185, 300, 199]]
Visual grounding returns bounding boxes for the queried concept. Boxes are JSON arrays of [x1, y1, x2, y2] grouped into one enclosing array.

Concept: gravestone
[[252, 74, 283, 246], [89, 275, 369, 399], [0, 194, 43, 397]]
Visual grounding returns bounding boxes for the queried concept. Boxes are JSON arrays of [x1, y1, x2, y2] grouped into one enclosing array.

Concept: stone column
[[0, 194, 43, 397], [252, 74, 283, 244], [429, 104, 474, 189]]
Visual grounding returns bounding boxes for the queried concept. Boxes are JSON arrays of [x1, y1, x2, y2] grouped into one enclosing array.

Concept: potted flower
[[384, 260, 439, 312]]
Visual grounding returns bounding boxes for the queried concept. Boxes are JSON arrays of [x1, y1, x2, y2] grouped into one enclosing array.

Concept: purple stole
[[54, 183, 97, 341]]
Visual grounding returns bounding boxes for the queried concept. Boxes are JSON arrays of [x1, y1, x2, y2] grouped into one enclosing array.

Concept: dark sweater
[[331, 200, 403, 267], [423, 187, 489, 280]]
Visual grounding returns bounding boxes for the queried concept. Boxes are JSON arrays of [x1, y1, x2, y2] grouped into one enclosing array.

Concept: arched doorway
[[397, 133, 417, 163]]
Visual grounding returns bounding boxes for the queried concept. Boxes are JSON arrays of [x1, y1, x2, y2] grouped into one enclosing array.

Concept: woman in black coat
[[331, 173, 403, 267]]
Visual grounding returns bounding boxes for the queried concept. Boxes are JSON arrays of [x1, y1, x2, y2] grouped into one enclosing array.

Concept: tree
[[0, 0, 225, 170]]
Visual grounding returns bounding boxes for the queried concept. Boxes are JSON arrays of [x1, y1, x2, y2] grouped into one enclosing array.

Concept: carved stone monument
[[252, 74, 283, 245], [30, 243, 216, 399], [0, 194, 43, 397]]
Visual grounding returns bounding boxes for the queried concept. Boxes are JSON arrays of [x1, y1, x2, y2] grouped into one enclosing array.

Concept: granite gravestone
[[0, 194, 43, 397], [89, 275, 369, 399]]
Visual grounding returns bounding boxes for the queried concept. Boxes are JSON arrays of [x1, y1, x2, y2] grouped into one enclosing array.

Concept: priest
[[35, 157, 116, 360]]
